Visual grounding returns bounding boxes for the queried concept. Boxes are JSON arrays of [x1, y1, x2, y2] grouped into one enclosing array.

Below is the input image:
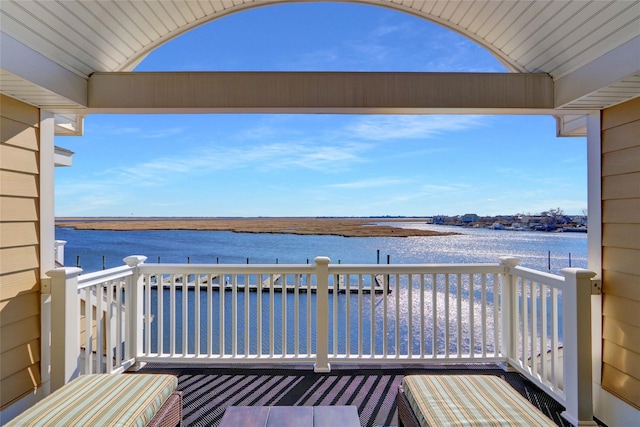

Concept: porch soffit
[[1, 0, 639, 132]]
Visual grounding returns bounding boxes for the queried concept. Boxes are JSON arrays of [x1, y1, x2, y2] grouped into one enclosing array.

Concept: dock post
[[386, 255, 391, 293]]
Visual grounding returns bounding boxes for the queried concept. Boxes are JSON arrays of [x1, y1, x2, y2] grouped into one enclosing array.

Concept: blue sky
[[55, 2, 587, 217]]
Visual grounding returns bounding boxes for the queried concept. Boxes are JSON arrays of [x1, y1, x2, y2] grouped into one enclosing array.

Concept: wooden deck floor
[[133, 363, 574, 427]]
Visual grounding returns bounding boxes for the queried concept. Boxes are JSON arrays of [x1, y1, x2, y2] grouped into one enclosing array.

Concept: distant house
[[461, 213, 479, 224], [433, 216, 446, 225]]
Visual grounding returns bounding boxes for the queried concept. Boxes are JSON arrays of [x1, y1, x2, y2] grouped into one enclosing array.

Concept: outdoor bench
[[397, 375, 556, 427], [6, 374, 182, 427]]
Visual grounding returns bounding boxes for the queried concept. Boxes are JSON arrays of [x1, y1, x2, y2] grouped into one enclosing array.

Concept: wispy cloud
[[103, 127, 141, 136], [494, 167, 579, 188], [87, 123, 186, 139], [295, 49, 340, 69], [82, 137, 371, 187], [366, 182, 470, 205], [346, 41, 390, 63], [60, 114, 484, 212], [327, 177, 413, 189], [372, 23, 406, 37], [55, 181, 129, 215], [143, 127, 186, 139], [560, 155, 583, 164], [345, 116, 487, 141], [420, 183, 470, 193]]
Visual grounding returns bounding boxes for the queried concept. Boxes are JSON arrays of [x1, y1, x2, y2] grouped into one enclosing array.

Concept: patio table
[[219, 405, 360, 427]]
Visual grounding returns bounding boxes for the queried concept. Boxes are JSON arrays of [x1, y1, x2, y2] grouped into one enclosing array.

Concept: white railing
[[75, 263, 137, 375], [507, 265, 566, 399], [45, 255, 597, 425], [54, 240, 66, 266], [45, 256, 145, 390], [135, 260, 505, 369]]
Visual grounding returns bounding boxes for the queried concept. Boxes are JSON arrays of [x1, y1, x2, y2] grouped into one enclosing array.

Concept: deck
[[133, 363, 571, 427], [46, 256, 601, 426]]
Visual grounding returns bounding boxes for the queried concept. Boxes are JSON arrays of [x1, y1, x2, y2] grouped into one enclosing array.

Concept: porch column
[[39, 110, 56, 274], [586, 112, 603, 415], [46, 267, 83, 391], [314, 256, 331, 373], [561, 268, 598, 426], [39, 110, 56, 391]]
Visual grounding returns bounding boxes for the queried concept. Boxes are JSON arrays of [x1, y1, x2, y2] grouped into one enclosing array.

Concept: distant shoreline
[[55, 217, 459, 238]]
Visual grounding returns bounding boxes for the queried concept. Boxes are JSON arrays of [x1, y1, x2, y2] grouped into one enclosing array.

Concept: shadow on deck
[[133, 363, 571, 427]]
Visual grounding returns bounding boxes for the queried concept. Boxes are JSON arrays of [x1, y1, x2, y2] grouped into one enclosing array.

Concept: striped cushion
[[7, 374, 178, 427], [403, 375, 556, 426]]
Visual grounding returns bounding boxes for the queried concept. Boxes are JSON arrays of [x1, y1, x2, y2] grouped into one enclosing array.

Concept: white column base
[[561, 411, 598, 426], [314, 363, 331, 373]]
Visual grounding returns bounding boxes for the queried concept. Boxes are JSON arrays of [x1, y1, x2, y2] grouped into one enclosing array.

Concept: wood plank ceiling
[[1, 0, 639, 113]]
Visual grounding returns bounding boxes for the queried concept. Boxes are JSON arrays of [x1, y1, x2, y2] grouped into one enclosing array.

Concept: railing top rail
[[139, 263, 317, 275], [328, 263, 503, 274], [77, 264, 135, 289], [137, 262, 504, 275], [510, 265, 565, 289]]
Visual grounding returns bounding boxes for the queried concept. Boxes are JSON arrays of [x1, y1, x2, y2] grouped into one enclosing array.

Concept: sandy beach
[[55, 217, 458, 238]]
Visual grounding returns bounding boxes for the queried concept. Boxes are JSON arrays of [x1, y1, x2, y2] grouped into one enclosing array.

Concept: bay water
[[56, 222, 587, 355], [56, 221, 587, 274]]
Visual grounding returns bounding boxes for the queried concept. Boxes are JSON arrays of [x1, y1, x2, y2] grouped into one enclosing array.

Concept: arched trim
[[117, 0, 524, 73]]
